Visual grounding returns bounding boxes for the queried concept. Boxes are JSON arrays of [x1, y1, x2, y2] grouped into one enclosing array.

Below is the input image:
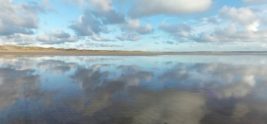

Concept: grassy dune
[[1, 45, 267, 56], [0, 45, 156, 55]]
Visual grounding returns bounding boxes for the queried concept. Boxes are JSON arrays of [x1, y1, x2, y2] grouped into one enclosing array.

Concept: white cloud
[[199, 29, 267, 42], [129, 0, 212, 17], [70, 0, 112, 12], [117, 19, 153, 41], [125, 19, 153, 34], [0, 31, 76, 45], [90, 0, 112, 12], [221, 6, 260, 32], [198, 6, 267, 43], [161, 6, 267, 43], [0, 0, 44, 36], [243, 0, 267, 4]]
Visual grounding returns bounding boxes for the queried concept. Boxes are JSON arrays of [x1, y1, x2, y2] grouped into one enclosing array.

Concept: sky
[[0, 0, 267, 51]]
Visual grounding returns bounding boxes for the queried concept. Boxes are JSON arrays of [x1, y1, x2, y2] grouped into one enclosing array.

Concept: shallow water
[[0, 55, 267, 124]]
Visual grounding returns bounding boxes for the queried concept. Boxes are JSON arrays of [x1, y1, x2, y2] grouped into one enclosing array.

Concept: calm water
[[0, 55, 267, 124]]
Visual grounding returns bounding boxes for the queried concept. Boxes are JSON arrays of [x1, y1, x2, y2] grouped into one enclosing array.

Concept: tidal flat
[[0, 55, 267, 124]]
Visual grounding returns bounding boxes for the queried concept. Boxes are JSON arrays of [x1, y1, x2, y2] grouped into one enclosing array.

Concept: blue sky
[[0, 0, 267, 51]]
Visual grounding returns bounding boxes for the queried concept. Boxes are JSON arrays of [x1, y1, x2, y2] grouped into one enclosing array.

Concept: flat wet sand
[[1, 55, 267, 124]]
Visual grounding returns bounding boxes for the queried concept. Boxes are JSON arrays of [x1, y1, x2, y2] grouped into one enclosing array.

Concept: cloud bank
[[0, 0, 267, 51]]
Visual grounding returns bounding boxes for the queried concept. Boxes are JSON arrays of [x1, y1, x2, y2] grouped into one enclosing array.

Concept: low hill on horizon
[[0, 45, 154, 55], [1, 45, 267, 55]]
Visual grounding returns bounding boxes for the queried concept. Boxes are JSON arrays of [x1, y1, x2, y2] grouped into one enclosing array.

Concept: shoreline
[[1, 45, 267, 56], [1, 51, 267, 56]]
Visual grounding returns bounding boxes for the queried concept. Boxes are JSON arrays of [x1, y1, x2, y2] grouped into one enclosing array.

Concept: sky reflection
[[0, 55, 267, 124]]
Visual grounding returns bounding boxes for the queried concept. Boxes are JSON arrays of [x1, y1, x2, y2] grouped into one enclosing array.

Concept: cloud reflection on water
[[0, 56, 267, 124]]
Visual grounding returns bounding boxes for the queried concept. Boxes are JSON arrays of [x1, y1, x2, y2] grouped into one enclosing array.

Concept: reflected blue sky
[[0, 55, 267, 123]]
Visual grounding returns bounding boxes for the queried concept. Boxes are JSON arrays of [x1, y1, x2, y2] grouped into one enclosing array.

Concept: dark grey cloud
[[70, 11, 105, 36], [36, 31, 76, 44], [160, 23, 193, 41], [160, 24, 192, 36], [96, 11, 125, 25], [117, 33, 140, 41], [69, 0, 155, 42], [70, 9, 125, 36]]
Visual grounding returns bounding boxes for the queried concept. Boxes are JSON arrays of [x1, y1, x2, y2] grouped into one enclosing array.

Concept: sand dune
[[1, 45, 267, 56], [0, 45, 155, 55]]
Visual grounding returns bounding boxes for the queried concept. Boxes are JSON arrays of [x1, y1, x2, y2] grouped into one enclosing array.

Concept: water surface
[[0, 55, 267, 124]]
